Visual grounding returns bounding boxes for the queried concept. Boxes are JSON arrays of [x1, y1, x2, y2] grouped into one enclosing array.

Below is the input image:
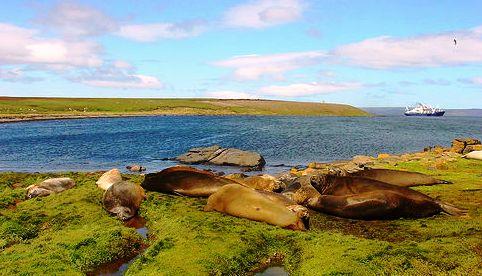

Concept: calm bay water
[[1, 115, 481, 174]]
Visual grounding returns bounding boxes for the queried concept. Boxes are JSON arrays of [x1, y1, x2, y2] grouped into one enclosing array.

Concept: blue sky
[[1, 0, 482, 107]]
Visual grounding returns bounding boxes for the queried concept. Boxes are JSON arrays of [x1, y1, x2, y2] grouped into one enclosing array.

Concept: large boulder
[[175, 146, 265, 170], [96, 169, 122, 191]]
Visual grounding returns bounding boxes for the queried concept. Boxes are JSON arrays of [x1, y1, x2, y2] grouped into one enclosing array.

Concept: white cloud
[[224, 0, 304, 28], [0, 23, 102, 68], [213, 51, 325, 81], [333, 26, 482, 69], [35, 1, 118, 37], [258, 82, 361, 97], [205, 90, 258, 99], [118, 21, 206, 42], [467, 77, 482, 85], [0, 68, 42, 83], [82, 74, 162, 89]]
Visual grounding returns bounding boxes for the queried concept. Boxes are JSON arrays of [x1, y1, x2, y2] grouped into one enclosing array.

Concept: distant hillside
[[0, 97, 370, 122], [362, 107, 482, 117]]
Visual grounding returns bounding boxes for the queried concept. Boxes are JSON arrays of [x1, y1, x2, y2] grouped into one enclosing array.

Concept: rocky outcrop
[[175, 145, 265, 170], [126, 164, 146, 172], [451, 138, 481, 154]]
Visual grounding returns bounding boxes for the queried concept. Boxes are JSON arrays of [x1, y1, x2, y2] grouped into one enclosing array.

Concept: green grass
[[0, 157, 481, 275], [0, 97, 370, 119]]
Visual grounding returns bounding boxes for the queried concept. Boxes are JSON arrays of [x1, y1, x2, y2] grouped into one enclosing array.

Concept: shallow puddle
[[255, 266, 289, 276]]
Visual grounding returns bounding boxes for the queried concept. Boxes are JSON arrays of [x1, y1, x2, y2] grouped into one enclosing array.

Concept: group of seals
[[26, 177, 76, 198], [289, 174, 466, 220]]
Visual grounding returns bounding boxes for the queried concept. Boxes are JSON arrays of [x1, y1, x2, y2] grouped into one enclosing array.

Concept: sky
[[1, 0, 482, 108]]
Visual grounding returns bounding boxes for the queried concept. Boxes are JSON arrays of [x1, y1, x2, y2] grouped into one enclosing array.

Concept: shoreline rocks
[[175, 145, 266, 171]]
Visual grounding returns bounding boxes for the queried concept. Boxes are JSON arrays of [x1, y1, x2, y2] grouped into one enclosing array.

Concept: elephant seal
[[96, 169, 122, 190], [205, 184, 309, 230], [463, 151, 482, 161], [307, 174, 467, 220], [103, 181, 146, 221], [141, 166, 238, 197], [225, 174, 284, 192], [26, 178, 75, 198], [348, 168, 451, 187]]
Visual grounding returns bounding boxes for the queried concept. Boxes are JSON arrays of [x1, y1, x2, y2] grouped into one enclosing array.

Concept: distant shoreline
[[0, 97, 371, 123]]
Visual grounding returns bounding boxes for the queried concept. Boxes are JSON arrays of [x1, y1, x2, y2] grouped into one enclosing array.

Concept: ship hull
[[404, 111, 445, 117]]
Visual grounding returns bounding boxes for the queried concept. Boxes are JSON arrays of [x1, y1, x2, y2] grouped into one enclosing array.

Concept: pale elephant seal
[[126, 164, 146, 172], [307, 174, 467, 220], [103, 181, 146, 221], [205, 184, 309, 230], [463, 150, 482, 161], [26, 178, 75, 198], [348, 168, 451, 187], [225, 174, 284, 192], [96, 169, 122, 190], [141, 166, 238, 197]]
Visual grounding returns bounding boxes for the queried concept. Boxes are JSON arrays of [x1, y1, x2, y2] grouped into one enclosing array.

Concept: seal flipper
[[437, 201, 468, 216]]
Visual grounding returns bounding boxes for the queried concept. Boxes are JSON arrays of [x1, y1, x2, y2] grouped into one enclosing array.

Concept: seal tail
[[437, 201, 468, 216]]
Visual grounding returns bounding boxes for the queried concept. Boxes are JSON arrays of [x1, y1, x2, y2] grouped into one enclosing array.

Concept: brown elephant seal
[[126, 164, 146, 172], [463, 151, 482, 161], [307, 174, 467, 220], [141, 166, 238, 197], [281, 176, 323, 209], [103, 181, 146, 221], [96, 169, 122, 190], [348, 168, 451, 187], [205, 184, 309, 230], [225, 174, 284, 192], [26, 178, 75, 198]]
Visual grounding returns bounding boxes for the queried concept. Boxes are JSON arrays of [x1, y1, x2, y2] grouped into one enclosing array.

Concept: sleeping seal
[[307, 174, 467, 220], [463, 151, 482, 161], [348, 168, 451, 187], [141, 166, 238, 197], [225, 174, 284, 192], [26, 178, 75, 198], [205, 184, 309, 230], [103, 181, 146, 221], [96, 169, 122, 190]]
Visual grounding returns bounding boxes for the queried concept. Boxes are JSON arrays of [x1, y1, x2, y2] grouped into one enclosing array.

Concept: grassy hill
[[0, 97, 370, 121]]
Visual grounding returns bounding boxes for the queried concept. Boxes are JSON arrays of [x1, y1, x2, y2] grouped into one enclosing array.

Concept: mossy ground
[[1, 157, 481, 275]]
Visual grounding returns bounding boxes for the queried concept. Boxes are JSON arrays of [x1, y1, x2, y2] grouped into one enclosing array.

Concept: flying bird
[[454, 38, 457, 45]]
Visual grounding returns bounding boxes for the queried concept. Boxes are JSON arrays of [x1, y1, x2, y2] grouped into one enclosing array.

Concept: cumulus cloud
[[0, 23, 102, 68], [35, 1, 118, 37], [333, 26, 482, 69], [205, 90, 258, 99], [117, 20, 207, 42], [258, 81, 361, 97], [213, 51, 325, 81], [224, 0, 304, 28]]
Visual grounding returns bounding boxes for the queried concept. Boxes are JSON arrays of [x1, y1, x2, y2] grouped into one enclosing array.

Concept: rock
[[96, 169, 122, 191], [209, 148, 265, 168], [463, 144, 482, 154], [352, 155, 374, 166], [377, 153, 391, 159], [176, 145, 222, 164], [26, 178, 75, 198], [451, 138, 481, 154], [175, 145, 265, 170], [126, 164, 146, 172]]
